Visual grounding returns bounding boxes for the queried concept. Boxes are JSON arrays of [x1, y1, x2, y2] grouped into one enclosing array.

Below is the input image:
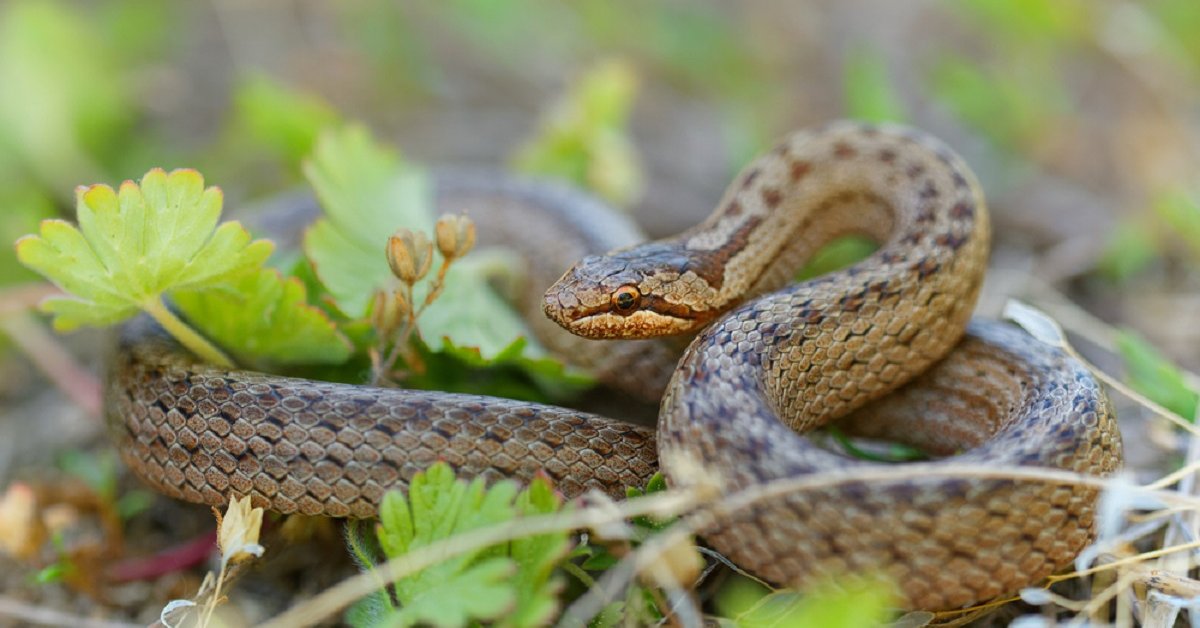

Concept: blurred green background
[[3, 0, 1199, 297], [2, 0, 1199, 432], [1, 0, 1199, 622]]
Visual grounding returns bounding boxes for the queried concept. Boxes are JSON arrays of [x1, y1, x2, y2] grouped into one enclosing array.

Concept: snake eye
[[611, 285, 640, 313]]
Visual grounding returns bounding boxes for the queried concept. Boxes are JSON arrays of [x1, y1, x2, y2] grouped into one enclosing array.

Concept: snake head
[[543, 244, 719, 339]]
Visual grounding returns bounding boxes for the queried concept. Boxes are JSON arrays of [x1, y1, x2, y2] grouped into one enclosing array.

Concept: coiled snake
[[106, 122, 1122, 611]]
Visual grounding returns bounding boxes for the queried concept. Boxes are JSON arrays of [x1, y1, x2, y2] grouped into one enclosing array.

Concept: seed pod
[[369, 290, 389, 331], [386, 229, 433, 284], [434, 214, 476, 260]]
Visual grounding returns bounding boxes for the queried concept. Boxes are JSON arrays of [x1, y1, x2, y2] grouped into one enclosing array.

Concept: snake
[[105, 121, 1123, 611]]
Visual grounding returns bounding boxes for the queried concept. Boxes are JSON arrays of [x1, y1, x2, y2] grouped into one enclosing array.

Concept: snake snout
[[542, 289, 569, 329], [543, 266, 586, 330], [543, 257, 639, 336]]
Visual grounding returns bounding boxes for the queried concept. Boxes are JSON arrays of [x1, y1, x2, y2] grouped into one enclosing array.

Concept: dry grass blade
[[1004, 297, 1200, 624], [0, 595, 140, 628], [258, 488, 702, 628], [263, 458, 1200, 627]]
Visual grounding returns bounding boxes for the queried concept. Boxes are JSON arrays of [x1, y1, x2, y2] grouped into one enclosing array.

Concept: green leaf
[[302, 125, 585, 393], [0, 1, 132, 189], [824, 426, 928, 463], [32, 561, 71, 585], [15, 168, 273, 331], [951, 0, 1088, 48], [345, 590, 393, 628], [366, 463, 573, 628], [392, 557, 515, 628], [1116, 329, 1198, 421], [512, 59, 643, 207], [718, 578, 896, 628], [624, 471, 667, 500], [795, 236, 878, 281], [421, 255, 544, 362], [843, 47, 907, 123], [927, 54, 1068, 151], [505, 476, 571, 627], [1096, 221, 1159, 283], [1152, 0, 1200, 68], [173, 268, 352, 367], [415, 335, 594, 402], [377, 464, 519, 614], [302, 124, 432, 318], [233, 75, 341, 168], [625, 472, 674, 531], [1152, 190, 1200, 260]]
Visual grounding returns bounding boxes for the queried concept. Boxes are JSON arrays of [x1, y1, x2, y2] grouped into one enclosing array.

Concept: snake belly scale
[[106, 122, 1122, 611]]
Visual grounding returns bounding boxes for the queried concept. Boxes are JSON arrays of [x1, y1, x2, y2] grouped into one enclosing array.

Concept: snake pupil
[[613, 286, 639, 312]]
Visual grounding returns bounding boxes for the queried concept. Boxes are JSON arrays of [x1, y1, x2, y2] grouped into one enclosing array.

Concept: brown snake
[[106, 122, 1122, 611]]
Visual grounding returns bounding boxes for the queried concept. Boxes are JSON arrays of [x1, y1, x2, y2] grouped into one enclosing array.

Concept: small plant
[[9, 122, 595, 624], [345, 463, 570, 627], [372, 214, 477, 384], [513, 59, 643, 208], [15, 168, 271, 366], [300, 125, 590, 397], [159, 495, 266, 628], [14, 168, 353, 370]]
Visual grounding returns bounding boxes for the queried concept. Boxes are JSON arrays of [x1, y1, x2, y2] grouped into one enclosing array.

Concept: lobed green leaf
[[302, 124, 431, 318], [505, 476, 570, 627], [15, 168, 272, 331], [173, 268, 352, 367], [302, 125, 588, 393], [364, 463, 573, 628], [390, 557, 516, 628]]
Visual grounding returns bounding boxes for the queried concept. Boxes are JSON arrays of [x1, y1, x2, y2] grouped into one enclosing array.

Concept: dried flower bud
[[644, 535, 704, 590], [0, 483, 44, 560], [215, 495, 264, 567], [386, 229, 433, 284], [369, 291, 388, 330], [370, 290, 407, 335], [434, 214, 476, 260]]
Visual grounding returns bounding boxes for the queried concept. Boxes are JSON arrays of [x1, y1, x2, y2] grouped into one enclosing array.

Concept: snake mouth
[[559, 309, 696, 339], [544, 293, 702, 339]]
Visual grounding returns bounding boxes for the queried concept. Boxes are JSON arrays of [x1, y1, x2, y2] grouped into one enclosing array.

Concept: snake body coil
[[107, 122, 1122, 611]]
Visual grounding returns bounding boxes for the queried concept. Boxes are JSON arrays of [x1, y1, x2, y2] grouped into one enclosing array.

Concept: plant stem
[[0, 310, 102, 417], [143, 297, 235, 368], [199, 563, 228, 628], [417, 259, 451, 314]]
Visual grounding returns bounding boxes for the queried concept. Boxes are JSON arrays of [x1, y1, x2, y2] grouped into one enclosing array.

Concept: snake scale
[[106, 121, 1123, 611]]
